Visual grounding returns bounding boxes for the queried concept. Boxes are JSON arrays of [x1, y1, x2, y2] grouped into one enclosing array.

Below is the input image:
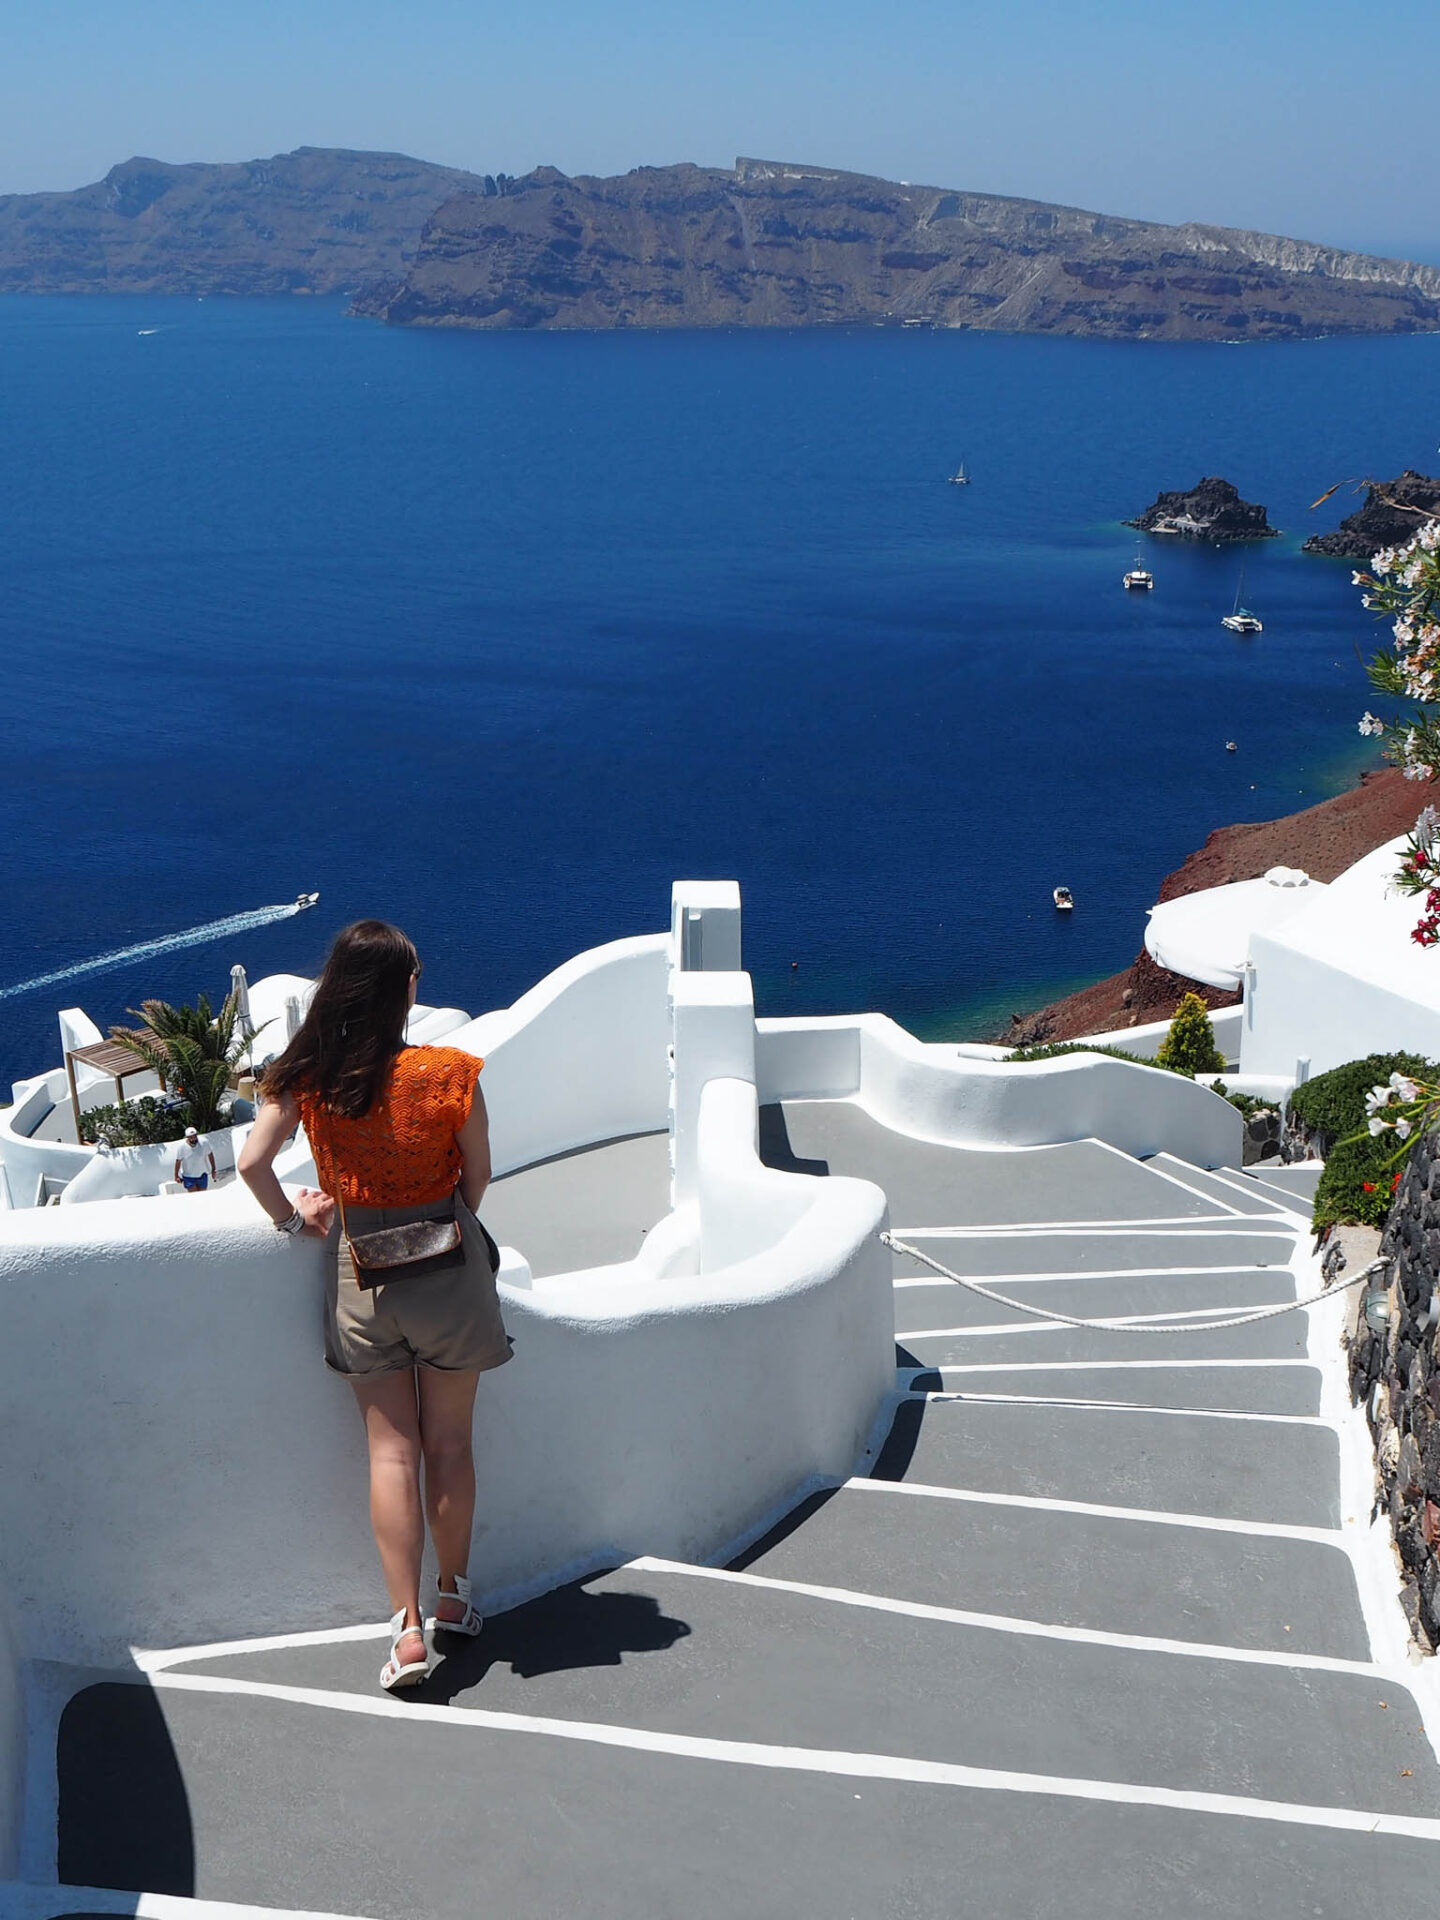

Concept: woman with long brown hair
[[239, 919, 510, 1691]]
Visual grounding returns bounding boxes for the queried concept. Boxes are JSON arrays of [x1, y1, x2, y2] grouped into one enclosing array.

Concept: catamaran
[[1221, 565, 1263, 633], [1122, 549, 1154, 590]]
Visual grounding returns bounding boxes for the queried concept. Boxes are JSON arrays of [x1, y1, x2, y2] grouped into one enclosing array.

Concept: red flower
[[1363, 1182, 1377, 1192], [1394, 1171, 1404, 1191]]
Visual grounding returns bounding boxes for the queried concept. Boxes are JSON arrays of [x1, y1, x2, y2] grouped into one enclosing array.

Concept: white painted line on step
[[0, 1882, 367, 1920], [144, 1669, 1440, 1844], [627, 1556, 1379, 1677], [846, 1478, 1342, 1542], [1180, 1165, 1313, 1213], [908, 1358, 1318, 1376], [1119, 1161, 1244, 1216], [903, 1390, 1324, 1426], [136, 1618, 389, 1673], [888, 1219, 1286, 1236], [895, 1265, 1292, 1287], [900, 1298, 1301, 1341]]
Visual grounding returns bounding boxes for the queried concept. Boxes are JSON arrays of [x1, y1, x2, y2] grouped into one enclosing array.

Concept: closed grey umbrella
[[229, 963, 252, 1028], [284, 994, 303, 1041]]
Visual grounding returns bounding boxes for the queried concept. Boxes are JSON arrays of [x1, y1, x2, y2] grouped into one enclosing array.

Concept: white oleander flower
[[1420, 521, 1440, 553], [1366, 1086, 1394, 1113], [1390, 1073, 1420, 1100], [1359, 713, 1385, 737], [1353, 571, 1368, 586], [1400, 730, 1436, 779], [1370, 1115, 1394, 1134], [1396, 1116, 1414, 1139]]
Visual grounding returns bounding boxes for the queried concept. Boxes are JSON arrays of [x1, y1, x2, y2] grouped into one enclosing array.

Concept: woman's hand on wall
[[296, 1187, 335, 1236]]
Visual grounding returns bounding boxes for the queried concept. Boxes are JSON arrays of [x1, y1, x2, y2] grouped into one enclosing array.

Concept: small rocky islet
[[1301, 469, 1440, 558], [1124, 476, 1279, 541]]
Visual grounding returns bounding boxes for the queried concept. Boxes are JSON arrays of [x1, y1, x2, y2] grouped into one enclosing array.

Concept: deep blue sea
[[1, 295, 1437, 1086]]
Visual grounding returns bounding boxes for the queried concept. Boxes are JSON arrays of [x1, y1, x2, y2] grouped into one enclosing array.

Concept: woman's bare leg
[[417, 1366, 481, 1621], [351, 1370, 426, 1663]]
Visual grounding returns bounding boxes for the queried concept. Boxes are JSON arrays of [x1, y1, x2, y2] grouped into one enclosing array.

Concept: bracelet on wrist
[[274, 1208, 305, 1235]]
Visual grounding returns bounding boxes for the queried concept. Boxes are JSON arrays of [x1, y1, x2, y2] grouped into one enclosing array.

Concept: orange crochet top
[[296, 1046, 484, 1208]]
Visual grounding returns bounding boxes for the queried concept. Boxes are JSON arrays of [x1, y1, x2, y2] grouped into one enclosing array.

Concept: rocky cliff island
[[354, 159, 1440, 340], [1125, 477, 1279, 541], [5, 149, 1439, 340], [1303, 470, 1440, 558], [0, 148, 489, 296]]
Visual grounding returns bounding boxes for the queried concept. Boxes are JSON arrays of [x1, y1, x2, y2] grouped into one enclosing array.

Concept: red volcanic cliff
[[1003, 768, 1422, 1045]]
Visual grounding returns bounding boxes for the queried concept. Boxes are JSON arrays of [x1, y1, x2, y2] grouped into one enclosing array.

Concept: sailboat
[[1221, 563, 1263, 633], [947, 458, 970, 486]]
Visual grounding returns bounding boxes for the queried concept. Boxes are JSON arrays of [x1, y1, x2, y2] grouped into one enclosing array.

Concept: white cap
[[185, 1126, 199, 1139]]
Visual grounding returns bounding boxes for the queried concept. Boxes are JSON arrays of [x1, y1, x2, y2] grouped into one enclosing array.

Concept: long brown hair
[[263, 919, 418, 1117]]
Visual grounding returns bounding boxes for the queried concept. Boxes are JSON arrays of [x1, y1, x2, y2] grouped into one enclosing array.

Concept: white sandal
[[379, 1610, 430, 1691], [430, 1574, 484, 1637]]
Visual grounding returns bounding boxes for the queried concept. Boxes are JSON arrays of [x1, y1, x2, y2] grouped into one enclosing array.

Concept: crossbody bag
[[335, 1185, 466, 1290]]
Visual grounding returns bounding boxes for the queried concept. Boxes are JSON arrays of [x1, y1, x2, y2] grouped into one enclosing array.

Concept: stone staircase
[[19, 1109, 1440, 1918]]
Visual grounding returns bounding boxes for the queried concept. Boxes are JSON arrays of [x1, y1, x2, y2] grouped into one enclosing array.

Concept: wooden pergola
[[64, 1038, 164, 1127]]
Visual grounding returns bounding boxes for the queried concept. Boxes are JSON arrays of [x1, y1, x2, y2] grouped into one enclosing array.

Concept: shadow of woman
[[416, 1575, 691, 1706]]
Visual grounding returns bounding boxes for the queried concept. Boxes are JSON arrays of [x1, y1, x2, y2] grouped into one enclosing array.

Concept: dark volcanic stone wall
[[1349, 1132, 1440, 1651]]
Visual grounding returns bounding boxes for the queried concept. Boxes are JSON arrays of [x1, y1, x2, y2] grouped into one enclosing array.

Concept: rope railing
[[880, 1230, 1389, 1335]]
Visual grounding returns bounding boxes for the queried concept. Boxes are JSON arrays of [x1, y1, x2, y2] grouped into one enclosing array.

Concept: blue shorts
[[182, 1174, 209, 1191]]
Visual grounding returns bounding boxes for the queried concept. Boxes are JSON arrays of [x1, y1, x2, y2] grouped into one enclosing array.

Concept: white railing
[[757, 1011, 1242, 1165]]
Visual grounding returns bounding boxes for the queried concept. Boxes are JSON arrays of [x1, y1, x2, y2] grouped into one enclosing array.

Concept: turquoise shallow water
[[0, 297, 1434, 1082]]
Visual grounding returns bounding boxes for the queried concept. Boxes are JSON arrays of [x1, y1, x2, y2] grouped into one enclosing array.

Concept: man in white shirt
[[175, 1126, 217, 1192]]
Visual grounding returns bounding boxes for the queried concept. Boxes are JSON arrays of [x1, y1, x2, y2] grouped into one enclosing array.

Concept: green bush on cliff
[[1155, 993, 1227, 1077], [1287, 1051, 1433, 1147], [1312, 1134, 1405, 1235], [1289, 1051, 1437, 1234], [1007, 1041, 1159, 1068]]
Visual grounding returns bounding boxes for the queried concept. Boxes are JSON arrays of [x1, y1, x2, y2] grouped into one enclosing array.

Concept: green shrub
[[1312, 1133, 1404, 1236], [78, 1095, 196, 1147], [1287, 1051, 1434, 1148], [1007, 1041, 1161, 1069], [1155, 993, 1227, 1077], [1212, 1084, 1275, 1121], [1287, 1051, 1437, 1233]]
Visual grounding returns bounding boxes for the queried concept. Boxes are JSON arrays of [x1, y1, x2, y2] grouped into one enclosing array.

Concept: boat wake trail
[[0, 904, 307, 1003]]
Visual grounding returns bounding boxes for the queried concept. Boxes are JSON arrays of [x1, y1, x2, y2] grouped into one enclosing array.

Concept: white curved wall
[[0, 1072, 240, 1208], [444, 934, 673, 1175], [757, 1013, 1242, 1166], [0, 1577, 21, 1879], [0, 1112, 889, 1666]]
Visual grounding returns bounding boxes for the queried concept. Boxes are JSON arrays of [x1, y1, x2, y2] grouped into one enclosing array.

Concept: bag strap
[[333, 1178, 351, 1243]]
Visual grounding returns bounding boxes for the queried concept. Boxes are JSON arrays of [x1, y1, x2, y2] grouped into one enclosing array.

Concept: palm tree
[[109, 990, 257, 1133]]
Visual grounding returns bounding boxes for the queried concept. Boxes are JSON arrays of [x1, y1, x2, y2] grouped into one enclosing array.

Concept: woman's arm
[[237, 1092, 333, 1235], [456, 1082, 492, 1215]]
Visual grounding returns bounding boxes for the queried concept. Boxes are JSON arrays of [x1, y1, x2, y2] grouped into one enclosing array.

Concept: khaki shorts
[[324, 1196, 513, 1378]]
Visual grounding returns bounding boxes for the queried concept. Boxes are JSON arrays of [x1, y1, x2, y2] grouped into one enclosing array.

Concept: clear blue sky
[[5, 0, 1435, 260]]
